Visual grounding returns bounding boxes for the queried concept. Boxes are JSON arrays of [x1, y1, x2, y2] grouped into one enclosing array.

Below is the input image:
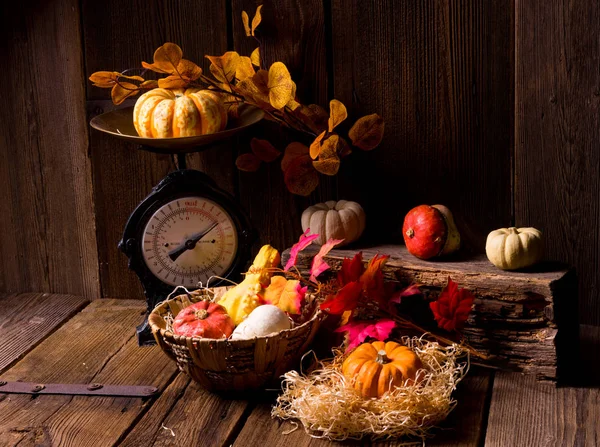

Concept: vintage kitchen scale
[[90, 104, 264, 345]]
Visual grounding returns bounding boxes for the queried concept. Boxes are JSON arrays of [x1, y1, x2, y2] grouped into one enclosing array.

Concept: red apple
[[402, 204, 461, 259]]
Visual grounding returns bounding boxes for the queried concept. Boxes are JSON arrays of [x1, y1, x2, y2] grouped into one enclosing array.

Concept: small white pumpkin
[[485, 227, 543, 270], [230, 305, 291, 340], [301, 200, 366, 246]]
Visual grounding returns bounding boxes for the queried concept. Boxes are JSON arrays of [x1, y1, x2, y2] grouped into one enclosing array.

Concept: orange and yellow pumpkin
[[133, 88, 227, 138], [342, 341, 422, 398]]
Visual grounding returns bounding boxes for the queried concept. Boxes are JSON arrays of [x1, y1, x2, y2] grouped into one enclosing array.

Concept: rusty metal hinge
[[0, 381, 159, 398]]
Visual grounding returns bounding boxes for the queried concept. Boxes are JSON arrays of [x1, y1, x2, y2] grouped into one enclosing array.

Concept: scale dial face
[[141, 197, 238, 287]]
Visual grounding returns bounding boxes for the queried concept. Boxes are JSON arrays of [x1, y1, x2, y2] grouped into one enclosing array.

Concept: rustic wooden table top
[[0, 293, 598, 447]]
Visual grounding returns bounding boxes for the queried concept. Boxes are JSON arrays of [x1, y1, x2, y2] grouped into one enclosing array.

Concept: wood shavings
[[272, 336, 469, 441]]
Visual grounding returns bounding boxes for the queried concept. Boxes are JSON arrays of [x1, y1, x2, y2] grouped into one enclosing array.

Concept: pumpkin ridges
[[172, 301, 234, 339]]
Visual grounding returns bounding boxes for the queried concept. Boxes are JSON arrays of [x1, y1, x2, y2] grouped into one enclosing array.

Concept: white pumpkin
[[230, 305, 291, 340], [301, 200, 366, 246], [485, 227, 543, 270]]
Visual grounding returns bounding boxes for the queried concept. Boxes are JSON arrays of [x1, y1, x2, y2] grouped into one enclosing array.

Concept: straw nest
[[272, 336, 469, 441]]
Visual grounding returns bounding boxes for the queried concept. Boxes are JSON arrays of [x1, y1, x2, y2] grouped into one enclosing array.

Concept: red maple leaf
[[284, 229, 319, 271], [429, 278, 475, 332], [359, 254, 389, 306], [319, 281, 362, 314], [334, 319, 396, 352], [310, 238, 344, 282], [337, 252, 364, 286]]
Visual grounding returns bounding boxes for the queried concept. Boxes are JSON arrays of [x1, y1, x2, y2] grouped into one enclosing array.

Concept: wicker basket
[[149, 287, 325, 392]]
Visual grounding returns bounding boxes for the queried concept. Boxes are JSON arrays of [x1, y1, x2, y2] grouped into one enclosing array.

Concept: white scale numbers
[[141, 197, 238, 287]]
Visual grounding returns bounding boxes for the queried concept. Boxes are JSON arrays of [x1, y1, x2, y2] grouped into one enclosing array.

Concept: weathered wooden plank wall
[[1, 0, 599, 324], [0, 0, 100, 298]]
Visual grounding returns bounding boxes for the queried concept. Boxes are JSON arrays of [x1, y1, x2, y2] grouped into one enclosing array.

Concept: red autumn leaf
[[281, 142, 309, 172], [337, 252, 365, 286], [389, 284, 422, 304], [284, 154, 319, 196], [284, 229, 320, 271], [319, 281, 362, 315], [429, 278, 475, 332], [358, 254, 390, 307], [262, 276, 307, 315], [251, 138, 280, 162], [236, 153, 261, 172], [335, 319, 396, 352], [310, 238, 344, 282]]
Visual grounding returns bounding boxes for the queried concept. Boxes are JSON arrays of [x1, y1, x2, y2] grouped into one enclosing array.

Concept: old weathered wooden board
[[286, 245, 576, 379], [485, 370, 600, 446], [0, 299, 178, 447], [82, 0, 234, 299], [0, 293, 88, 373], [0, 0, 100, 298], [233, 368, 492, 447], [330, 0, 513, 252], [514, 0, 600, 326]]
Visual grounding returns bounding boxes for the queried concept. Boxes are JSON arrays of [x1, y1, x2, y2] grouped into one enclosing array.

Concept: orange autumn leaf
[[142, 42, 183, 74], [281, 142, 309, 171], [349, 113, 385, 150], [313, 135, 341, 176], [284, 155, 319, 196], [236, 56, 255, 81], [207, 51, 240, 83], [328, 99, 347, 132], [241, 10, 251, 36], [250, 47, 260, 66], [236, 70, 272, 109], [176, 59, 203, 81], [290, 105, 326, 134], [251, 138, 280, 162], [262, 276, 306, 314], [236, 153, 261, 172], [337, 136, 352, 157], [140, 79, 159, 89], [309, 130, 326, 159], [111, 82, 139, 105], [267, 62, 294, 110], [251, 5, 263, 35], [89, 71, 119, 88], [158, 75, 187, 89]]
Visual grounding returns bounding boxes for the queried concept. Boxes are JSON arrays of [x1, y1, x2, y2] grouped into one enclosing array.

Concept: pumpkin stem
[[194, 309, 209, 320], [508, 227, 519, 234], [405, 228, 415, 239], [376, 350, 390, 364]]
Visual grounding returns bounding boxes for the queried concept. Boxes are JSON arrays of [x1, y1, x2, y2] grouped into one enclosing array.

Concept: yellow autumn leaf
[[140, 80, 159, 89], [142, 42, 183, 74], [111, 82, 139, 105], [348, 113, 385, 150], [177, 59, 202, 81], [250, 47, 260, 66], [251, 5, 263, 35], [206, 51, 240, 83], [267, 62, 293, 110], [328, 99, 347, 132], [236, 69, 272, 109], [236, 56, 255, 81], [309, 130, 326, 159], [313, 134, 341, 176], [241, 11, 251, 36]]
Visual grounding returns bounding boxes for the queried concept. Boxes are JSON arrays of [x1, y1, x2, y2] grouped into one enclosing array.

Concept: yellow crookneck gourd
[[218, 245, 281, 325]]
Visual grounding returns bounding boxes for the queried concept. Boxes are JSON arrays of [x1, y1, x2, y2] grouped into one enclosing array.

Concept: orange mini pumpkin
[[133, 88, 227, 138], [342, 341, 422, 398], [172, 301, 234, 339]]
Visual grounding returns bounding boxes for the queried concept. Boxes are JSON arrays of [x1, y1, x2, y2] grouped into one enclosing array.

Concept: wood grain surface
[[330, 0, 514, 253], [0, 293, 88, 373], [0, 0, 100, 298], [514, 0, 600, 325], [0, 299, 178, 447]]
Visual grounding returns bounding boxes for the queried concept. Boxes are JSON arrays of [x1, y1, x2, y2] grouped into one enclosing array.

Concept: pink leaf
[[309, 238, 344, 282], [389, 283, 422, 304], [335, 319, 396, 352], [284, 229, 320, 271]]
